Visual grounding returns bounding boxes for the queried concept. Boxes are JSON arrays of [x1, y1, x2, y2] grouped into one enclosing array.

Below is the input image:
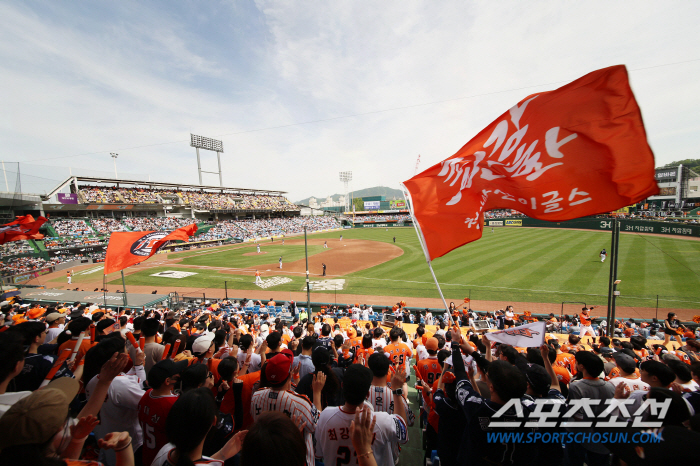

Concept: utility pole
[[605, 219, 620, 336], [110, 153, 119, 179]]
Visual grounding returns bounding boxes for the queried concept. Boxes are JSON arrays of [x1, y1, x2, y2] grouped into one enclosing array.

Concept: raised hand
[[70, 415, 100, 439]]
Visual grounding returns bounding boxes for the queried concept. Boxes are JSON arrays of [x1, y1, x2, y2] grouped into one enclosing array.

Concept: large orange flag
[[104, 224, 197, 275], [0, 215, 47, 245], [403, 65, 658, 260]]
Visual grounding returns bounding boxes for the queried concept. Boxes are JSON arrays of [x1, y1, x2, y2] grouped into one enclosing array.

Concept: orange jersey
[[416, 357, 442, 385], [384, 341, 413, 370], [552, 365, 571, 385], [58, 338, 95, 366], [555, 352, 577, 375], [355, 347, 374, 366], [580, 313, 592, 326], [348, 337, 363, 355], [220, 371, 261, 431]]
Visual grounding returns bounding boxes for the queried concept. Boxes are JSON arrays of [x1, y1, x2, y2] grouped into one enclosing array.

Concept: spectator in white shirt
[[84, 334, 146, 466]]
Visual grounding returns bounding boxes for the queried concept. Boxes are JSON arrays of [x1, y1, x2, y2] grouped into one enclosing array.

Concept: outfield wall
[[487, 217, 700, 238]]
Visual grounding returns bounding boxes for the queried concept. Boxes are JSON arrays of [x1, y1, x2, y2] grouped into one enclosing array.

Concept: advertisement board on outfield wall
[[495, 217, 700, 238], [488, 221, 504, 226]]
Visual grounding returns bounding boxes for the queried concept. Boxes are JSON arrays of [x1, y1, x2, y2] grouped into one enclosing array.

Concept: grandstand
[[0, 176, 341, 281]]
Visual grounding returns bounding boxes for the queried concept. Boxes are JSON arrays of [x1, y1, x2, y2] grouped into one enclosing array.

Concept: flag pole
[[401, 184, 454, 327], [120, 270, 128, 307]]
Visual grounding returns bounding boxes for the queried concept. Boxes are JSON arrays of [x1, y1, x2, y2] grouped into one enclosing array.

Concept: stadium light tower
[[110, 153, 118, 179], [339, 171, 352, 213], [190, 134, 224, 186]]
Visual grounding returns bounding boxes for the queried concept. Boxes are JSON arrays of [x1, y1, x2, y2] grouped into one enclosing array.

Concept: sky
[[1, 1, 699, 201]]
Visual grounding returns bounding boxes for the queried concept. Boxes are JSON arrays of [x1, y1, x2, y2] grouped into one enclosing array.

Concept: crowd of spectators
[[0, 301, 415, 466], [0, 240, 34, 256], [122, 217, 193, 231], [77, 185, 299, 211], [53, 219, 94, 236], [199, 216, 340, 241], [91, 218, 131, 234], [1, 299, 698, 466], [80, 186, 122, 203], [0, 254, 83, 276], [44, 236, 105, 250]]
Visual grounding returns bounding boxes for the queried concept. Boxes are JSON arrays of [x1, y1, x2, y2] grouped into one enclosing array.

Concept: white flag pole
[[401, 184, 455, 327]]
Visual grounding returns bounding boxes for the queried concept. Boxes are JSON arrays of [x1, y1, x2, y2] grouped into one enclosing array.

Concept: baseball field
[[50, 226, 700, 314]]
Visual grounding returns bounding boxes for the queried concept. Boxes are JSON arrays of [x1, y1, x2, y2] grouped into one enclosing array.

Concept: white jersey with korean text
[[250, 388, 319, 466], [367, 385, 415, 426], [314, 404, 408, 466]]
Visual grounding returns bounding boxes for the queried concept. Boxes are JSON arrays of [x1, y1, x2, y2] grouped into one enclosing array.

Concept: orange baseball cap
[[441, 371, 456, 384], [27, 308, 45, 319], [346, 328, 356, 338], [425, 337, 439, 351]]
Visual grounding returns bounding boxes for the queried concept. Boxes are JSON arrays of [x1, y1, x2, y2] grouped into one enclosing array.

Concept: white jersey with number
[[314, 404, 408, 466], [367, 385, 415, 426], [251, 388, 319, 466]]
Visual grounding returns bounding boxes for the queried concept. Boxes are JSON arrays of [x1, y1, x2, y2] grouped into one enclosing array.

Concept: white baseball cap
[[192, 333, 215, 354]]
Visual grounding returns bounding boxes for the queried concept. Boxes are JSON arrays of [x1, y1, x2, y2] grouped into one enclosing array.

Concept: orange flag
[[0, 215, 47, 245], [104, 224, 197, 275], [403, 65, 658, 260]]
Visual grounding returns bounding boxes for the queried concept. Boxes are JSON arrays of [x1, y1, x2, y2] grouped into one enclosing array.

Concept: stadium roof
[[43, 176, 287, 200]]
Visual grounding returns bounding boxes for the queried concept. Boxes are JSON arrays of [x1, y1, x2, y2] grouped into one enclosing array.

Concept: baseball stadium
[[2, 163, 700, 465], [3, 3, 700, 465]]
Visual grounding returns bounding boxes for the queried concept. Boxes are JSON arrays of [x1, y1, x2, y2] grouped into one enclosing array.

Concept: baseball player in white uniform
[[600, 248, 607, 262]]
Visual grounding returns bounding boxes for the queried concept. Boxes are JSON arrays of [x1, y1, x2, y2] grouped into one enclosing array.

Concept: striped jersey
[[315, 405, 408, 466], [367, 385, 415, 426], [250, 388, 319, 466]]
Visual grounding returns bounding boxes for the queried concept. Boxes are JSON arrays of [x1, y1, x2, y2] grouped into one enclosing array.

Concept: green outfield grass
[[89, 227, 700, 309]]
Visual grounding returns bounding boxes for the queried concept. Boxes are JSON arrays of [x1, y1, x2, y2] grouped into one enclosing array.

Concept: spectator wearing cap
[[293, 335, 315, 381], [45, 312, 66, 341], [138, 359, 187, 466], [84, 335, 147, 466], [315, 364, 408, 466], [416, 337, 442, 386], [608, 353, 650, 392], [251, 349, 321, 466], [566, 350, 615, 465], [0, 352, 136, 466]]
